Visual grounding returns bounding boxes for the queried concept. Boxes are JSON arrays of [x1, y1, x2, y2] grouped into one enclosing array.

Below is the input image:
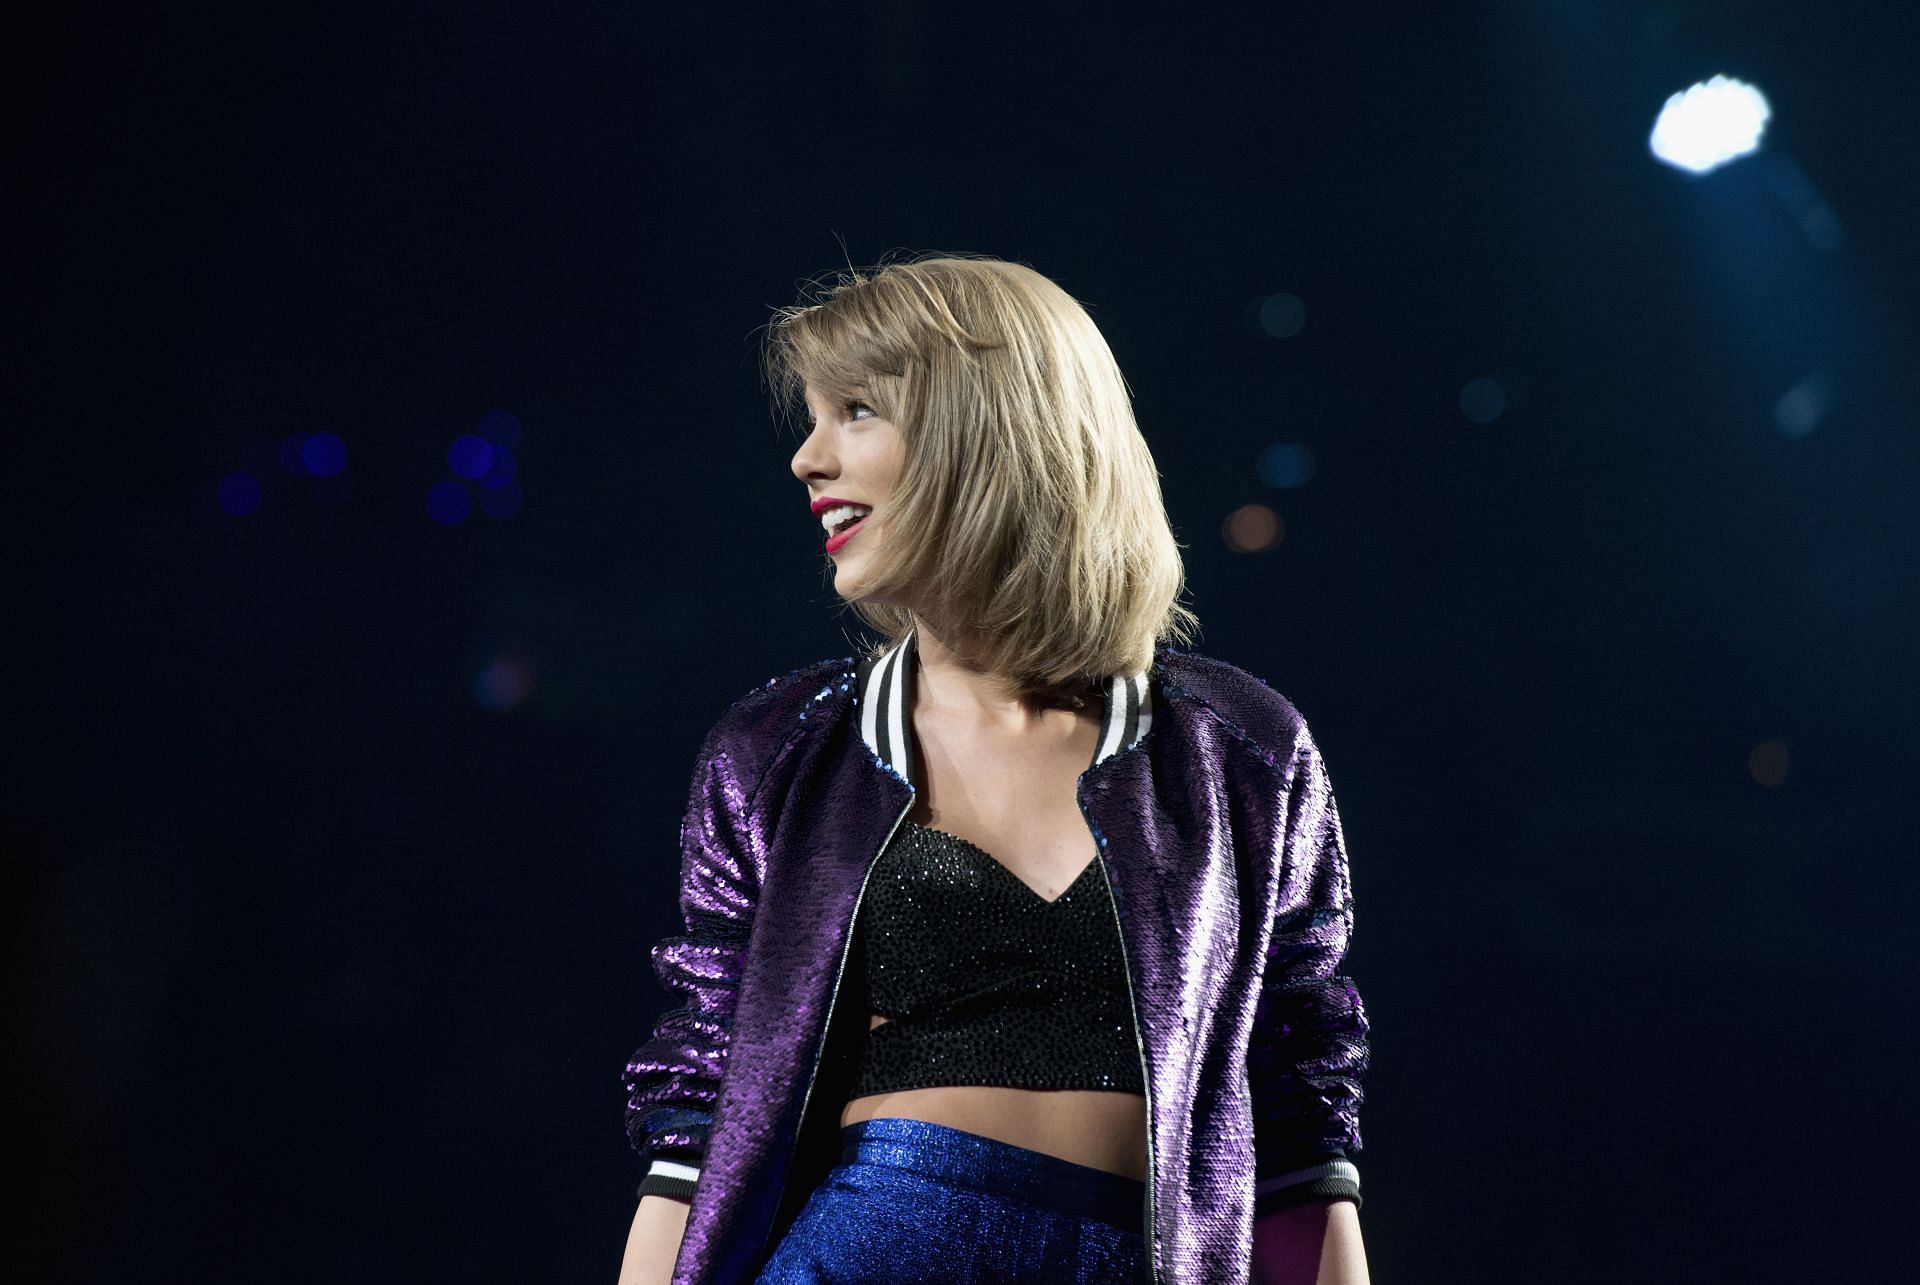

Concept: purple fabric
[[623, 649, 1368, 1283]]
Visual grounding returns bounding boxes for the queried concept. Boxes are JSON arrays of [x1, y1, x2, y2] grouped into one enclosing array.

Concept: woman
[[618, 254, 1370, 1284]]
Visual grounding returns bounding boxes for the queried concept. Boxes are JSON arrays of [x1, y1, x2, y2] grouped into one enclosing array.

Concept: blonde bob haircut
[[763, 251, 1200, 707]]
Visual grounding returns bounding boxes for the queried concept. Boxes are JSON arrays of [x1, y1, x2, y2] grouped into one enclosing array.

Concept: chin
[[829, 566, 870, 599], [836, 578, 899, 611]]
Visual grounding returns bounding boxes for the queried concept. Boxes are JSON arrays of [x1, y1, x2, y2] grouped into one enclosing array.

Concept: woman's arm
[[617, 1195, 693, 1285], [1245, 733, 1372, 1273], [620, 718, 770, 1281], [1252, 1201, 1369, 1285]]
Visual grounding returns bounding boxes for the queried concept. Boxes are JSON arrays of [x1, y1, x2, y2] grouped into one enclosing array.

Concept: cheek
[[868, 432, 908, 491]]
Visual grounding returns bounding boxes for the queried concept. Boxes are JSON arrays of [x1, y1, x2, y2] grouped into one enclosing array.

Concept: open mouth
[[825, 513, 869, 550], [820, 503, 873, 550]]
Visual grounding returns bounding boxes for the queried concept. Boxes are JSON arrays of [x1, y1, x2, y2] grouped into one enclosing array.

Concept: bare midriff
[[839, 1014, 1149, 1181]]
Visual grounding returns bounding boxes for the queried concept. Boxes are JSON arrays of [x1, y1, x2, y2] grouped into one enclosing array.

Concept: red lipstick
[[811, 495, 873, 555], [824, 514, 868, 555]]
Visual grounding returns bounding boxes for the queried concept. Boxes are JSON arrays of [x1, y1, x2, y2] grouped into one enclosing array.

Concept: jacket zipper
[[762, 791, 916, 1263], [1086, 802, 1159, 1283]]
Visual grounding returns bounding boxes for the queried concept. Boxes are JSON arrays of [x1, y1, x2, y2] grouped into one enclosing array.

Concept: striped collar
[[855, 627, 1154, 787]]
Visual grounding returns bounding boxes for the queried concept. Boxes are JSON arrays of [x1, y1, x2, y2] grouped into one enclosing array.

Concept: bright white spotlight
[[1649, 75, 1771, 175]]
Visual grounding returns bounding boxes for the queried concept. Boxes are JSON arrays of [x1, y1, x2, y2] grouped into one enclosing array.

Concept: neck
[[908, 617, 1093, 728]]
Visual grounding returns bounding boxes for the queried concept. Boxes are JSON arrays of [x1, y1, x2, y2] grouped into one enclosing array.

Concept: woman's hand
[[617, 1194, 692, 1285], [1251, 1200, 1369, 1285]]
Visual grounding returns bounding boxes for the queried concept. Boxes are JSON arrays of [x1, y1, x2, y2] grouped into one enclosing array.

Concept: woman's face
[[790, 384, 909, 606]]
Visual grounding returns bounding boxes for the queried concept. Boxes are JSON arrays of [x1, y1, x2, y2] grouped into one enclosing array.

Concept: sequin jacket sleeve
[[1246, 734, 1370, 1216], [622, 721, 767, 1201]]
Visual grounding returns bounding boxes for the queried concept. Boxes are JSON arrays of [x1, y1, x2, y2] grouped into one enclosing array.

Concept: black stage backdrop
[[14, 3, 1917, 1281]]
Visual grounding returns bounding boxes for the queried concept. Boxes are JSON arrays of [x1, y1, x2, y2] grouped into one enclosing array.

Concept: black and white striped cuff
[[1254, 1158, 1362, 1216], [635, 1158, 700, 1202]]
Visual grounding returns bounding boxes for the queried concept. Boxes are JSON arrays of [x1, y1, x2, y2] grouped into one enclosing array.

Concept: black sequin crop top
[[849, 821, 1146, 1098]]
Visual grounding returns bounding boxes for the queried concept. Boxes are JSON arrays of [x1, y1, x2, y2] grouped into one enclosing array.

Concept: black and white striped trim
[[859, 627, 922, 785], [1091, 662, 1152, 767], [1256, 1158, 1361, 1196], [857, 627, 1153, 779], [1253, 1157, 1363, 1213], [637, 1157, 701, 1201]]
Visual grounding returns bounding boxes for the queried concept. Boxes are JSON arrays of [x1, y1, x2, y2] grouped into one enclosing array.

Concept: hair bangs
[[764, 275, 925, 426]]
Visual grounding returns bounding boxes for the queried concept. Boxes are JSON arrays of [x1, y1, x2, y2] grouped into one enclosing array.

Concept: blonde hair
[[762, 251, 1200, 704]]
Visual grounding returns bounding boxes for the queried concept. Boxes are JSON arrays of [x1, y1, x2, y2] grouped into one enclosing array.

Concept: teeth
[[819, 504, 872, 533]]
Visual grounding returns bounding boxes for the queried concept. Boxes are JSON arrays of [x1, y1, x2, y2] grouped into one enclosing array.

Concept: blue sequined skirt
[[756, 1117, 1150, 1284]]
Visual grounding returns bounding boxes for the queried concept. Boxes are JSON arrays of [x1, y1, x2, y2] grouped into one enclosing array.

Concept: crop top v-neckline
[[890, 645, 1121, 906], [849, 819, 1146, 1098], [898, 820, 1101, 906]]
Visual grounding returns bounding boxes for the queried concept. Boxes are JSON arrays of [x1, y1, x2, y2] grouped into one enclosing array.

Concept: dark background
[[14, 2, 1917, 1281]]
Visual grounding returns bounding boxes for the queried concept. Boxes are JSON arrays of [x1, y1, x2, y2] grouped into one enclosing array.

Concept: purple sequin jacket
[[624, 630, 1369, 1283]]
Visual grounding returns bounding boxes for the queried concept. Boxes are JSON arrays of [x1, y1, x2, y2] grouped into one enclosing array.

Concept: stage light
[[1257, 443, 1316, 489], [1459, 377, 1507, 424], [1649, 75, 1770, 175], [301, 431, 348, 478], [1223, 503, 1283, 553], [1748, 740, 1789, 788], [1773, 372, 1833, 438], [1257, 293, 1306, 339], [477, 444, 518, 490], [476, 657, 532, 712]]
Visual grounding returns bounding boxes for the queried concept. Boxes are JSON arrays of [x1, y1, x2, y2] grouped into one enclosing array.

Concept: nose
[[790, 420, 834, 486]]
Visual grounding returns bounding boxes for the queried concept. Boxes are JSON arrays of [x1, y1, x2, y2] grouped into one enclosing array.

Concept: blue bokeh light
[[478, 444, 518, 490], [1256, 443, 1317, 489], [1257, 293, 1307, 339], [1459, 378, 1507, 424], [448, 434, 495, 480], [475, 657, 533, 712], [1774, 372, 1833, 438], [476, 408, 523, 448], [427, 479, 473, 525], [218, 470, 265, 516], [301, 432, 347, 478]]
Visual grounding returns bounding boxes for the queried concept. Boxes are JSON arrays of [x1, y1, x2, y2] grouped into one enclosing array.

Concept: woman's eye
[[846, 400, 875, 421]]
